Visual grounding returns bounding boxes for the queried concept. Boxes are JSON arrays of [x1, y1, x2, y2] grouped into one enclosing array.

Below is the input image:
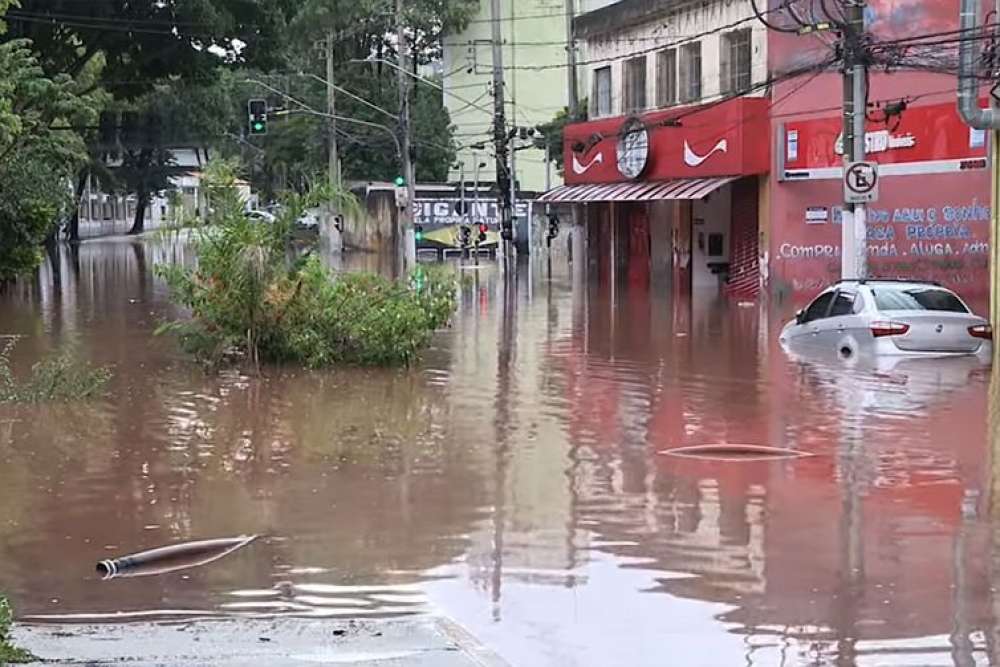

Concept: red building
[[545, 0, 992, 303]]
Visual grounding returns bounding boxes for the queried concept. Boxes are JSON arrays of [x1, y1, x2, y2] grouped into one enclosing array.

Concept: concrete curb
[[12, 615, 509, 666]]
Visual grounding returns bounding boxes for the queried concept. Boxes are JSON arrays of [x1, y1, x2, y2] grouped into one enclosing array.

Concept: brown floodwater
[[1, 237, 998, 666]]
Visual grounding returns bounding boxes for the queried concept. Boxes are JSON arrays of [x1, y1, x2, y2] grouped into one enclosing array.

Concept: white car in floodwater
[[780, 279, 993, 361]]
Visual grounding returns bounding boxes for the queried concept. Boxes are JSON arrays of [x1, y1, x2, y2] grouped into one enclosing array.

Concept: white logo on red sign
[[683, 139, 728, 167], [572, 151, 604, 175]]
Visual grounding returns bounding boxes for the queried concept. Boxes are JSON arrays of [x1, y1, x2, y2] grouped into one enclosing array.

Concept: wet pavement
[[0, 237, 998, 666]]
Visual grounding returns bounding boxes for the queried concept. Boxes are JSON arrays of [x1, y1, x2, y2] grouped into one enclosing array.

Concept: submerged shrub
[[157, 161, 458, 369], [0, 340, 112, 403]]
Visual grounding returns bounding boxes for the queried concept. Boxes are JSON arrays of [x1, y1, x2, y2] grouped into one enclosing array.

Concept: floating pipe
[[97, 535, 258, 580]]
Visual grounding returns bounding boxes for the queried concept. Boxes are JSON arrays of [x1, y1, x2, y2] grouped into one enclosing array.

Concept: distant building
[[442, 0, 576, 194]]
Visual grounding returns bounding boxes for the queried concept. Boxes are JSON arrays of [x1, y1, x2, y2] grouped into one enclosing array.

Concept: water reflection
[[0, 239, 996, 666]]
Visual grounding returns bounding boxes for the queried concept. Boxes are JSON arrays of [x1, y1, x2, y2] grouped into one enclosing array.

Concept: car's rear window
[[871, 287, 969, 313]]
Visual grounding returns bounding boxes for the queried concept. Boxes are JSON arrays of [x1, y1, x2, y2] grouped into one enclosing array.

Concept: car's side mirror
[[795, 309, 805, 325]]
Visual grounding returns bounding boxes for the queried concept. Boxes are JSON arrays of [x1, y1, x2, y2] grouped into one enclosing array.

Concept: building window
[[679, 42, 702, 103], [721, 28, 752, 94], [623, 56, 647, 113], [593, 66, 612, 117], [656, 48, 677, 108]]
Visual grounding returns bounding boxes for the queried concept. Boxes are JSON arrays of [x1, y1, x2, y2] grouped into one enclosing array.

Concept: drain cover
[[659, 444, 809, 462]]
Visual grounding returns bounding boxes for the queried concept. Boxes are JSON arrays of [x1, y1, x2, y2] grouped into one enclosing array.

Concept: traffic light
[[459, 226, 472, 247], [248, 99, 268, 136], [415, 224, 424, 242], [478, 223, 488, 244], [394, 175, 406, 187]]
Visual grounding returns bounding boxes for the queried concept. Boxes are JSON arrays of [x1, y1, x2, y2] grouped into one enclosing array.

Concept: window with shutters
[[593, 66, 612, 117], [679, 42, 702, 103], [623, 56, 647, 112], [720, 28, 752, 94], [656, 48, 677, 108]]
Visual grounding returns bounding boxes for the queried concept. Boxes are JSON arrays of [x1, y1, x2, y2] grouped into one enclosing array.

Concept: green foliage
[[290, 0, 477, 65], [236, 70, 457, 195], [0, 596, 33, 663], [0, 340, 111, 404], [158, 161, 457, 369], [535, 103, 588, 174], [0, 37, 90, 281]]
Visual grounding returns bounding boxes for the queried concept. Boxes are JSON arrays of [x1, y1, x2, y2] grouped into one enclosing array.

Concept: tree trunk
[[68, 170, 87, 242], [129, 188, 150, 235]]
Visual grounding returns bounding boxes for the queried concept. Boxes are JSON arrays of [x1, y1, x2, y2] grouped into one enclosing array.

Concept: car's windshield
[[871, 286, 969, 313]]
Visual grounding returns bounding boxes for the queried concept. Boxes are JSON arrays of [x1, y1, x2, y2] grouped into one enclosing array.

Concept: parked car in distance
[[295, 209, 322, 231], [244, 209, 277, 224], [780, 279, 993, 360]]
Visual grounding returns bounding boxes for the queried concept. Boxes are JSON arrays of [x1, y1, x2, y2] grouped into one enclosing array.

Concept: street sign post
[[844, 160, 879, 204]]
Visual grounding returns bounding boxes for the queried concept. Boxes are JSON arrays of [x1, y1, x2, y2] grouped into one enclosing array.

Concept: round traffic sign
[[845, 162, 877, 194]]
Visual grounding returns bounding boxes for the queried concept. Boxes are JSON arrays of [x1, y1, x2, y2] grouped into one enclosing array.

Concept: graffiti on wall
[[778, 197, 992, 294], [781, 199, 992, 261]]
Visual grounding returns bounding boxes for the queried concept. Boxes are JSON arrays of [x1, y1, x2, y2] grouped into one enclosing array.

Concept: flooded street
[[1, 238, 998, 666]]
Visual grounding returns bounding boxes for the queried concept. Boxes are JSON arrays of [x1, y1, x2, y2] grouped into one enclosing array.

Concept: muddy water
[[0, 238, 998, 666]]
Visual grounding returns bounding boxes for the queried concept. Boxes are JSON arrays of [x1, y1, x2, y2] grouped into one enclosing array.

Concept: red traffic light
[[479, 224, 488, 234]]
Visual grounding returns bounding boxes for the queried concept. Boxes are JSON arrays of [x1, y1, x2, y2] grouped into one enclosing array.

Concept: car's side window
[[829, 291, 856, 317], [802, 292, 835, 323]]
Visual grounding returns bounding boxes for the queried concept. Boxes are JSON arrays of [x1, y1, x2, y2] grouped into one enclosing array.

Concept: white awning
[[538, 177, 739, 203]]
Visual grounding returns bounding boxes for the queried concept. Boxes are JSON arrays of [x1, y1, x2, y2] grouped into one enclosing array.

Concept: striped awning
[[538, 177, 739, 203]]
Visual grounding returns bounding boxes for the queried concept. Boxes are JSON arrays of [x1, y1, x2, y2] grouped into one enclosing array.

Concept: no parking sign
[[844, 161, 879, 204]]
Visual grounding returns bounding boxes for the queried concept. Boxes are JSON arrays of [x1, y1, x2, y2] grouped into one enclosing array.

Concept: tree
[[115, 74, 239, 234], [3, 0, 293, 237], [226, 0, 473, 190], [0, 33, 90, 282]]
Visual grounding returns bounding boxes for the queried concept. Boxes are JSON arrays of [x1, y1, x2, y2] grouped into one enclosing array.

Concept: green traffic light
[[394, 176, 405, 187], [253, 122, 264, 131]]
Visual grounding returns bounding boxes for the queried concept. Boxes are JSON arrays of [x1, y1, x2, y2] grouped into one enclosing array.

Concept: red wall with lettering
[[769, 173, 991, 304]]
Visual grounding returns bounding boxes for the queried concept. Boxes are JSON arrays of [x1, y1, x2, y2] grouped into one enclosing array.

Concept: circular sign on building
[[616, 117, 650, 180]]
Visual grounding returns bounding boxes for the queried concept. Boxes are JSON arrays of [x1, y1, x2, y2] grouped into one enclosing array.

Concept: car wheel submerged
[[836, 335, 860, 365]]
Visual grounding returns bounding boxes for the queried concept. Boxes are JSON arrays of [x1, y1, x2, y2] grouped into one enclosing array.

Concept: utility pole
[[841, 1, 868, 280], [491, 0, 514, 261], [397, 0, 417, 272], [325, 33, 340, 189], [565, 0, 579, 119]]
